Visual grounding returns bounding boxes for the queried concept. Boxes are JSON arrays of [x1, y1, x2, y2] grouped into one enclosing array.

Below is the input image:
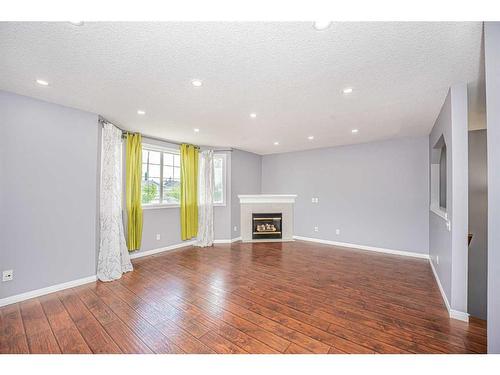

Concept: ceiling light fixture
[[69, 21, 84, 26], [351, 129, 359, 134], [194, 128, 200, 133], [343, 87, 353, 94], [308, 136, 314, 140], [250, 113, 257, 118], [273, 141, 279, 146], [313, 21, 332, 31], [191, 79, 203, 87], [36, 79, 49, 86], [137, 110, 145, 115]]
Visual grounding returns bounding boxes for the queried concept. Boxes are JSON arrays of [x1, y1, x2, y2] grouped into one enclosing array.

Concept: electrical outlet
[[156, 234, 161, 241], [336, 229, 340, 235], [311, 197, 319, 203], [2, 270, 13, 282], [314, 226, 319, 232], [233, 226, 238, 232]]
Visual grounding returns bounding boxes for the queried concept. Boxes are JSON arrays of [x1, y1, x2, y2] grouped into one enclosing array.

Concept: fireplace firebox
[[252, 213, 282, 240]]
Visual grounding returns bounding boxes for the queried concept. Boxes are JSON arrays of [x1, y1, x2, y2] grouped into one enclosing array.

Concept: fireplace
[[252, 213, 282, 240]]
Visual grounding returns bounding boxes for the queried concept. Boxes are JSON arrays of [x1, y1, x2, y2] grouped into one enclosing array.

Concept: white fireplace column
[[238, 194, 297, 243]]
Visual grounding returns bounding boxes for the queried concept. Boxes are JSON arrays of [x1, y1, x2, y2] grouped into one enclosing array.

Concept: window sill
[[430, 205, 448, 221], [142, 203, 225, 210], [142, 204, 180, 210]]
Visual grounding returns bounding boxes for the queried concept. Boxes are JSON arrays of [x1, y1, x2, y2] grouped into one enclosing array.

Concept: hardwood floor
[[0, 241, 487, 354]]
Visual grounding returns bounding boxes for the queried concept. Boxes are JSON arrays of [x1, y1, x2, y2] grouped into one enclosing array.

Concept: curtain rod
[[98, 115, 232, 152]]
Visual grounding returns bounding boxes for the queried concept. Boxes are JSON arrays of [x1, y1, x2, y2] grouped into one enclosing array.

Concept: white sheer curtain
[[97, 122, 133, 281], [197, 150, 214, 247]]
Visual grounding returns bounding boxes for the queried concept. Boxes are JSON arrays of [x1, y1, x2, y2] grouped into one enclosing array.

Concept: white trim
[[429, 258, 451, 312], [293, 236, 430, 259], [430, 205, 449, 221], [450, 309, 470, 322], [213, 237, 242, 244], [0, 275, 97, 307], [142, 203, 180, 210], [142, 142, 179, 154], [238, 194, 297, 204], [129, 240, 197, 259], [429, 259, 469, 322]]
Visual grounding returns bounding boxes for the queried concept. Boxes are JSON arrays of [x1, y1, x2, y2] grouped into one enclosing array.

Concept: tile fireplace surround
[[238, 194, 297, 243]]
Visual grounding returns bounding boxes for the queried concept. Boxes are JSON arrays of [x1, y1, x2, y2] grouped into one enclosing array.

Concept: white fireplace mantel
[[238, 194, 298, 204], [238, 194, 297, 243]]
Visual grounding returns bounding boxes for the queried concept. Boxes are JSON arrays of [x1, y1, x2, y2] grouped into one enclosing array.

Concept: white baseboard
[[130, 240, 197, 259], [429, 259, 469, 322], [429, 258, 451, 312], [0, 275, 97, 307], [214, 237, 242, 244], [293, 236, 430, 259]]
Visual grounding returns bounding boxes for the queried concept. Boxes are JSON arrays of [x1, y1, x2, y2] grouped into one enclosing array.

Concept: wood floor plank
[[199, 331, 248, 354], [75, 287, 153, 354], [91, 283, 184, 354], [0, 304, 30, 354], [38, 294, 92, 354], [19, 300, 61, 354], [58, 290, 122, 354], [0, 241, 487, 354]]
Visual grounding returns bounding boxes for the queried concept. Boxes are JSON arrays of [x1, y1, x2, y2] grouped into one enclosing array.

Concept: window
[[430, 135, 448, 220], [439, 144, 447, 209], [141, 146, 226, 208], [213, 154, 226, 205], [142, 145, 180, 206]]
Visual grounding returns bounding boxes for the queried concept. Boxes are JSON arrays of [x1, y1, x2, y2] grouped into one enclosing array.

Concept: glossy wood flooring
[[0, 241, 487, 354]]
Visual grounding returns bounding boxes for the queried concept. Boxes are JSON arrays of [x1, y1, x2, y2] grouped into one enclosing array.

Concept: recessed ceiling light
[[137, 110, 145, 115], [250, 113, 257, 118], [273, 141, 279, 146], [191, 79, 203, 87], [69, 21, 84, 26], [308, 136, 314, 140], [194, 128, 200, 133], [313, 21, 332, 31], [343, 87, 353, 94], [352, 129, 359, 134], [36, 79, 49, 86]]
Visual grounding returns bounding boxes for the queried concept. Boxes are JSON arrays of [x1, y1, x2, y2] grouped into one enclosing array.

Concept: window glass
[[142, 147, 180, 205], [213, 155, 225, 204]]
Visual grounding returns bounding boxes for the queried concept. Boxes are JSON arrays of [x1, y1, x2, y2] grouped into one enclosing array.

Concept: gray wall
[[429, 91, 453, 302], [485, 21, 500, 353], [468, 129, 488, 320], [261, 136, 429, 254], [0, 90, 99, 299], [428, 84, 469, 314], [231, 149, 262, 239]]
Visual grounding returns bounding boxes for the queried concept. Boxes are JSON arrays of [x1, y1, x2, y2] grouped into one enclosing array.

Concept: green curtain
[[125, 133, 143, 251], [180, 144, 199, 240]]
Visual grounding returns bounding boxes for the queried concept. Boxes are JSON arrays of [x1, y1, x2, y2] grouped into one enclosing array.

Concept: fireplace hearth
[[252, 213, 282, 240]]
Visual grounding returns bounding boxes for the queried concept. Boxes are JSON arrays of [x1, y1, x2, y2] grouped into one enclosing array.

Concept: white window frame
[[213, 153, 227, 206], [141, 143, 181, 209]]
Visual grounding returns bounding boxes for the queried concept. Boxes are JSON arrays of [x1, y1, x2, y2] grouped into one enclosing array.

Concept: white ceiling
[[0, 22, 484, 154]]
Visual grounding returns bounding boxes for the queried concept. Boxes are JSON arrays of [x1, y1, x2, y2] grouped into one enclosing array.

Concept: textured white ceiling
[[0, 22, 483, 154]]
